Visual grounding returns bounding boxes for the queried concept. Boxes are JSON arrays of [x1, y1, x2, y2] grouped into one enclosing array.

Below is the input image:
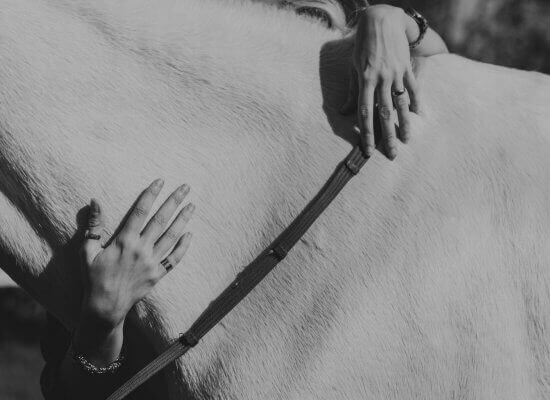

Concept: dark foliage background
[[408, 0, 550, 73], [0, 0, 548, 399]]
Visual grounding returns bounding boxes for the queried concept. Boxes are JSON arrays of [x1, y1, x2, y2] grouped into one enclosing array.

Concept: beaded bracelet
[[69, 347, 125, 375]]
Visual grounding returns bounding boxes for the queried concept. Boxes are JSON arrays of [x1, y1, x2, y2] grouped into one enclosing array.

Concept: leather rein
[[106, 145, 369, 400]]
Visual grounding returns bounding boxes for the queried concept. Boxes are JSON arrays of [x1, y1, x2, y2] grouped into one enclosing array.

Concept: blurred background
[[400, 0, 549, 73], [0, 0, 548, 399]]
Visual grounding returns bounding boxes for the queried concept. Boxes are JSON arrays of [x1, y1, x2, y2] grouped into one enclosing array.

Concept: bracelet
[[69, 346, 125, 375], [404, 7, 429, 49]]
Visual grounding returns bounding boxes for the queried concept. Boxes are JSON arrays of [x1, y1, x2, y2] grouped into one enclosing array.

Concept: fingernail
[[90, 198, 100, 215], [175, 184, 189, 200], [152, 178, 164, 192], [388, 147, 397, 160]]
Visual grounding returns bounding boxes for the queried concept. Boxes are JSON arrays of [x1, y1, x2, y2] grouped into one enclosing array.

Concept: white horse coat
[[1, 0, 550, 398]]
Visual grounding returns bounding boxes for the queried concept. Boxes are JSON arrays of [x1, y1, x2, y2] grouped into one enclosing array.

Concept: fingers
[[122, 179, 164, 235], [377, 82, 397, 160], [154, 202, 195, 258], [404, 68, 421, 114], [82, 199, 104, 265], [141, 184, 190, 243], [339, 67, 359, 115], [358, 80, 376, 157], [392, 79, 412, 144], [158, 232, 192, 276]]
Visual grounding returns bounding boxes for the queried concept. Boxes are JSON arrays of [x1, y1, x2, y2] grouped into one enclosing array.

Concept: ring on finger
[[160, 258, 174, 273], [392, 88, 407, 97]]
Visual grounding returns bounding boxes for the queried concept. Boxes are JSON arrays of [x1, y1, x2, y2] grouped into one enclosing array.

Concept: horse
[[0, 270, 14, 287], [1, 0, 550, 398]]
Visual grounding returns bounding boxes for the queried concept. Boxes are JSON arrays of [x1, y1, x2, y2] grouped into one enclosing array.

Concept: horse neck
[[115, 0, 358, 343], [0, 0, 354, 332]]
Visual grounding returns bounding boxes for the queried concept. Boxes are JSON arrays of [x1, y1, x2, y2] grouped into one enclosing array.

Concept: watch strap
[[404, 7, 429, 49]]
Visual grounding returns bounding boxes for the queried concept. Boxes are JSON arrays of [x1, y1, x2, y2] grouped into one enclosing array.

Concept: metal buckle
[[179, 332, 199, 347], [345, 158, 361, 175]]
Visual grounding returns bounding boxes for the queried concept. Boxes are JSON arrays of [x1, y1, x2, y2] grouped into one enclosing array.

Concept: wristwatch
[[404, 8, 429, 49]]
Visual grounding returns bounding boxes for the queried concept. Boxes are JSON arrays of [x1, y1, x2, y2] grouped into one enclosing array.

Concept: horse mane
[[281, 0, 368, 32]]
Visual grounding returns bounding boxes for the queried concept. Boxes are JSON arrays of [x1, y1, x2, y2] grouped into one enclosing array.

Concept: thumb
[[82, 198, 104, 265], [339, 67, 359, 115]]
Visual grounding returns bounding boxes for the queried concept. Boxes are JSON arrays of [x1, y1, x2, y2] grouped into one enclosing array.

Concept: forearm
[[403, 10, 449, 57]]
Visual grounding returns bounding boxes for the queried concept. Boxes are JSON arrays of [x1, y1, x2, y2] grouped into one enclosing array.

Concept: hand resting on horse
[[41, 180, 194, 400], [340, 5, 448, 159], [38, 4, 449, 399]]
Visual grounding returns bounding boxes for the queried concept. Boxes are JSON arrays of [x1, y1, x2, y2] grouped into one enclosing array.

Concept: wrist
[[362, 5, 412, 40], [81, 293, 126, 330], [403, 10, 420, 45], [72, 309, 125, 367]]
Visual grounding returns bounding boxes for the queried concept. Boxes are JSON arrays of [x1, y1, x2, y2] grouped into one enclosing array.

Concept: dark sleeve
[[39, 313, 150, 400], [40, 313, 71, 400]]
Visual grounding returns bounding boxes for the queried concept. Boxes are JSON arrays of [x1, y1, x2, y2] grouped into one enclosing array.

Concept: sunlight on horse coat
[[0, 0, 550, 398]]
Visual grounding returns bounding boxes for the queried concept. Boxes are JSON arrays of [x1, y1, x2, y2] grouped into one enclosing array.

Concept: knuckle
[[145, 186, 157, 195], [87, 217, 101, 228], [116, 233, 135, 249], [134, 246, 150, 259], [141, 189, 155, 202], [361, 69, 376, 81], [395, 96, 409, 108], [408, 79, 419, 91], [378, 105, 393, 120], [151, 213, 167, 226], [164, 229, 180, 242], [378, 71, 393, 82], [167, 255, 181, 268], [359, 104, 370, 118], [167, 194, 179, 206], [133, 206, 148, 218]]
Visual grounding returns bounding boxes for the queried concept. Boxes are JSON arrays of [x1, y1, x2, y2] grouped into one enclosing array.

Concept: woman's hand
[[72, 179, 194, 366], [341, 5, 421, 159], [80, 179, 194, 328]]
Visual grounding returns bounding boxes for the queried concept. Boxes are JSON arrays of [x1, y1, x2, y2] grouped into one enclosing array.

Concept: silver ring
[[161, 258, 174, 272], [84, 231, 101, 241], [392, 88, 407, 97]]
